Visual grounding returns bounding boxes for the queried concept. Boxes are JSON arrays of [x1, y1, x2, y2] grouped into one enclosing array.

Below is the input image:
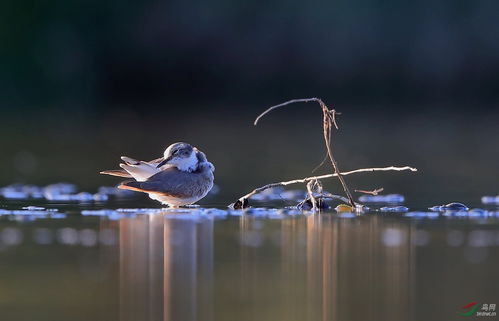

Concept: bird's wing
[[119, 162, 160, 182], [118, 168, 203, 198], [100, 155, 164, 181], [122, 155, 164, 166], [100, 169, 132, 178], [121, 156, 141, 165]]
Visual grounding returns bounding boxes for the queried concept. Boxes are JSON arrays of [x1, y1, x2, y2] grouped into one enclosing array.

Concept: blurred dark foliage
[[1, 0, 499, 112], [0, 0, 498, 203]]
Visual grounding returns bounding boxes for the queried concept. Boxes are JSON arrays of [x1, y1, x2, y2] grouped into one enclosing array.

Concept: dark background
[[1, 0, 498, 206]]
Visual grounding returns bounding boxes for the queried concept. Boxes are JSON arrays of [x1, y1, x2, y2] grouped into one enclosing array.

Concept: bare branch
[[253, 98, 356, 207], [231, 98, 419, 210], [232, 166, 417, 207]]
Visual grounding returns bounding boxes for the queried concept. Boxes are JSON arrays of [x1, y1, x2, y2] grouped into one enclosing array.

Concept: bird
[[100, 142, 215, 207]]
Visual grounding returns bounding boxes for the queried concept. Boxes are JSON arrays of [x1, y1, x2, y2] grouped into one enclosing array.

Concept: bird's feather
[[121, 156, 140, 165], [121, 156, 164, 165], [100, 156, 165, 180], [119, 163, 159, 182], [99, 169, 132, 178], [118, 166, 213, 198]]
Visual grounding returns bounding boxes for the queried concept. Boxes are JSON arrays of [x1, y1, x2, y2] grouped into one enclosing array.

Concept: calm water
[[0, 196, 498, 321]]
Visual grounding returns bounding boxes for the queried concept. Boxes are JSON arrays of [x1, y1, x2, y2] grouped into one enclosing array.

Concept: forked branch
[[254, 98, 355, 206], [231, 166, 417, 208], [230, 98, 418, 210]]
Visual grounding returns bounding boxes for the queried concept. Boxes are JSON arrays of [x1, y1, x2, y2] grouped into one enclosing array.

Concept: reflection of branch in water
[[232, 98, 418, 210], [232, 166, 417, 209], [304, 215, 415, 321]]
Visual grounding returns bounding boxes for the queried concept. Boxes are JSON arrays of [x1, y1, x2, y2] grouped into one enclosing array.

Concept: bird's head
[[157, 142, 198, 172]]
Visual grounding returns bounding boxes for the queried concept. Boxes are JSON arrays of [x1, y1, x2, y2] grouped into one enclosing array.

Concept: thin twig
[[354, 188, 384, 195], [234, 166, 417, 205], [254, 98, 356, 207], [253, 98, 320, 125], [306, 180, 318, 211], [311, 154, 328, 173]]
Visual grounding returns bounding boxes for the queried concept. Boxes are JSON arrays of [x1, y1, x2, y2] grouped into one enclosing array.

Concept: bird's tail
[[99, 169, 132, 178], [117, 180, 146, 192]]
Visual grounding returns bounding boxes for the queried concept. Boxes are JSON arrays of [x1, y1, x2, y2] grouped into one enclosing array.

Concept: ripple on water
[[481, 196, 499, 205], [0, 208, 66, 221], [0, 183, 136, 203], [404, 211, 439, 219], [358, 194, 405, 204], [379, 206, 409, 213]]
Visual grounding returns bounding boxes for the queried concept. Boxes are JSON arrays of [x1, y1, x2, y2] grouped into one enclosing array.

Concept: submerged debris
[[335, 204, 353, 212], [429, 202, 469, 212], [297, 197, 331, 211], [334, 203, 367, 214], [230, 198, 248, 210]]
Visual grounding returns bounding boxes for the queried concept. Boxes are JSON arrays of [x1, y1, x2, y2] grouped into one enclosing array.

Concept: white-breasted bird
[[100, 142, 214, 207]]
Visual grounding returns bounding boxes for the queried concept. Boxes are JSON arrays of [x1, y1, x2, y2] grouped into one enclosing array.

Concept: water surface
[[0, 196, 498, 321]]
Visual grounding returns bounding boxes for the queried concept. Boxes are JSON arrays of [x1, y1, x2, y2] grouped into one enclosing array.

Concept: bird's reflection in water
[[113, 213, 414, 321], [118, 214, 213, 321]]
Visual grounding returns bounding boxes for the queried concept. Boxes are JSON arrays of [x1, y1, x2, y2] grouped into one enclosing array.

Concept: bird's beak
[[156, 156, 172, 168]]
